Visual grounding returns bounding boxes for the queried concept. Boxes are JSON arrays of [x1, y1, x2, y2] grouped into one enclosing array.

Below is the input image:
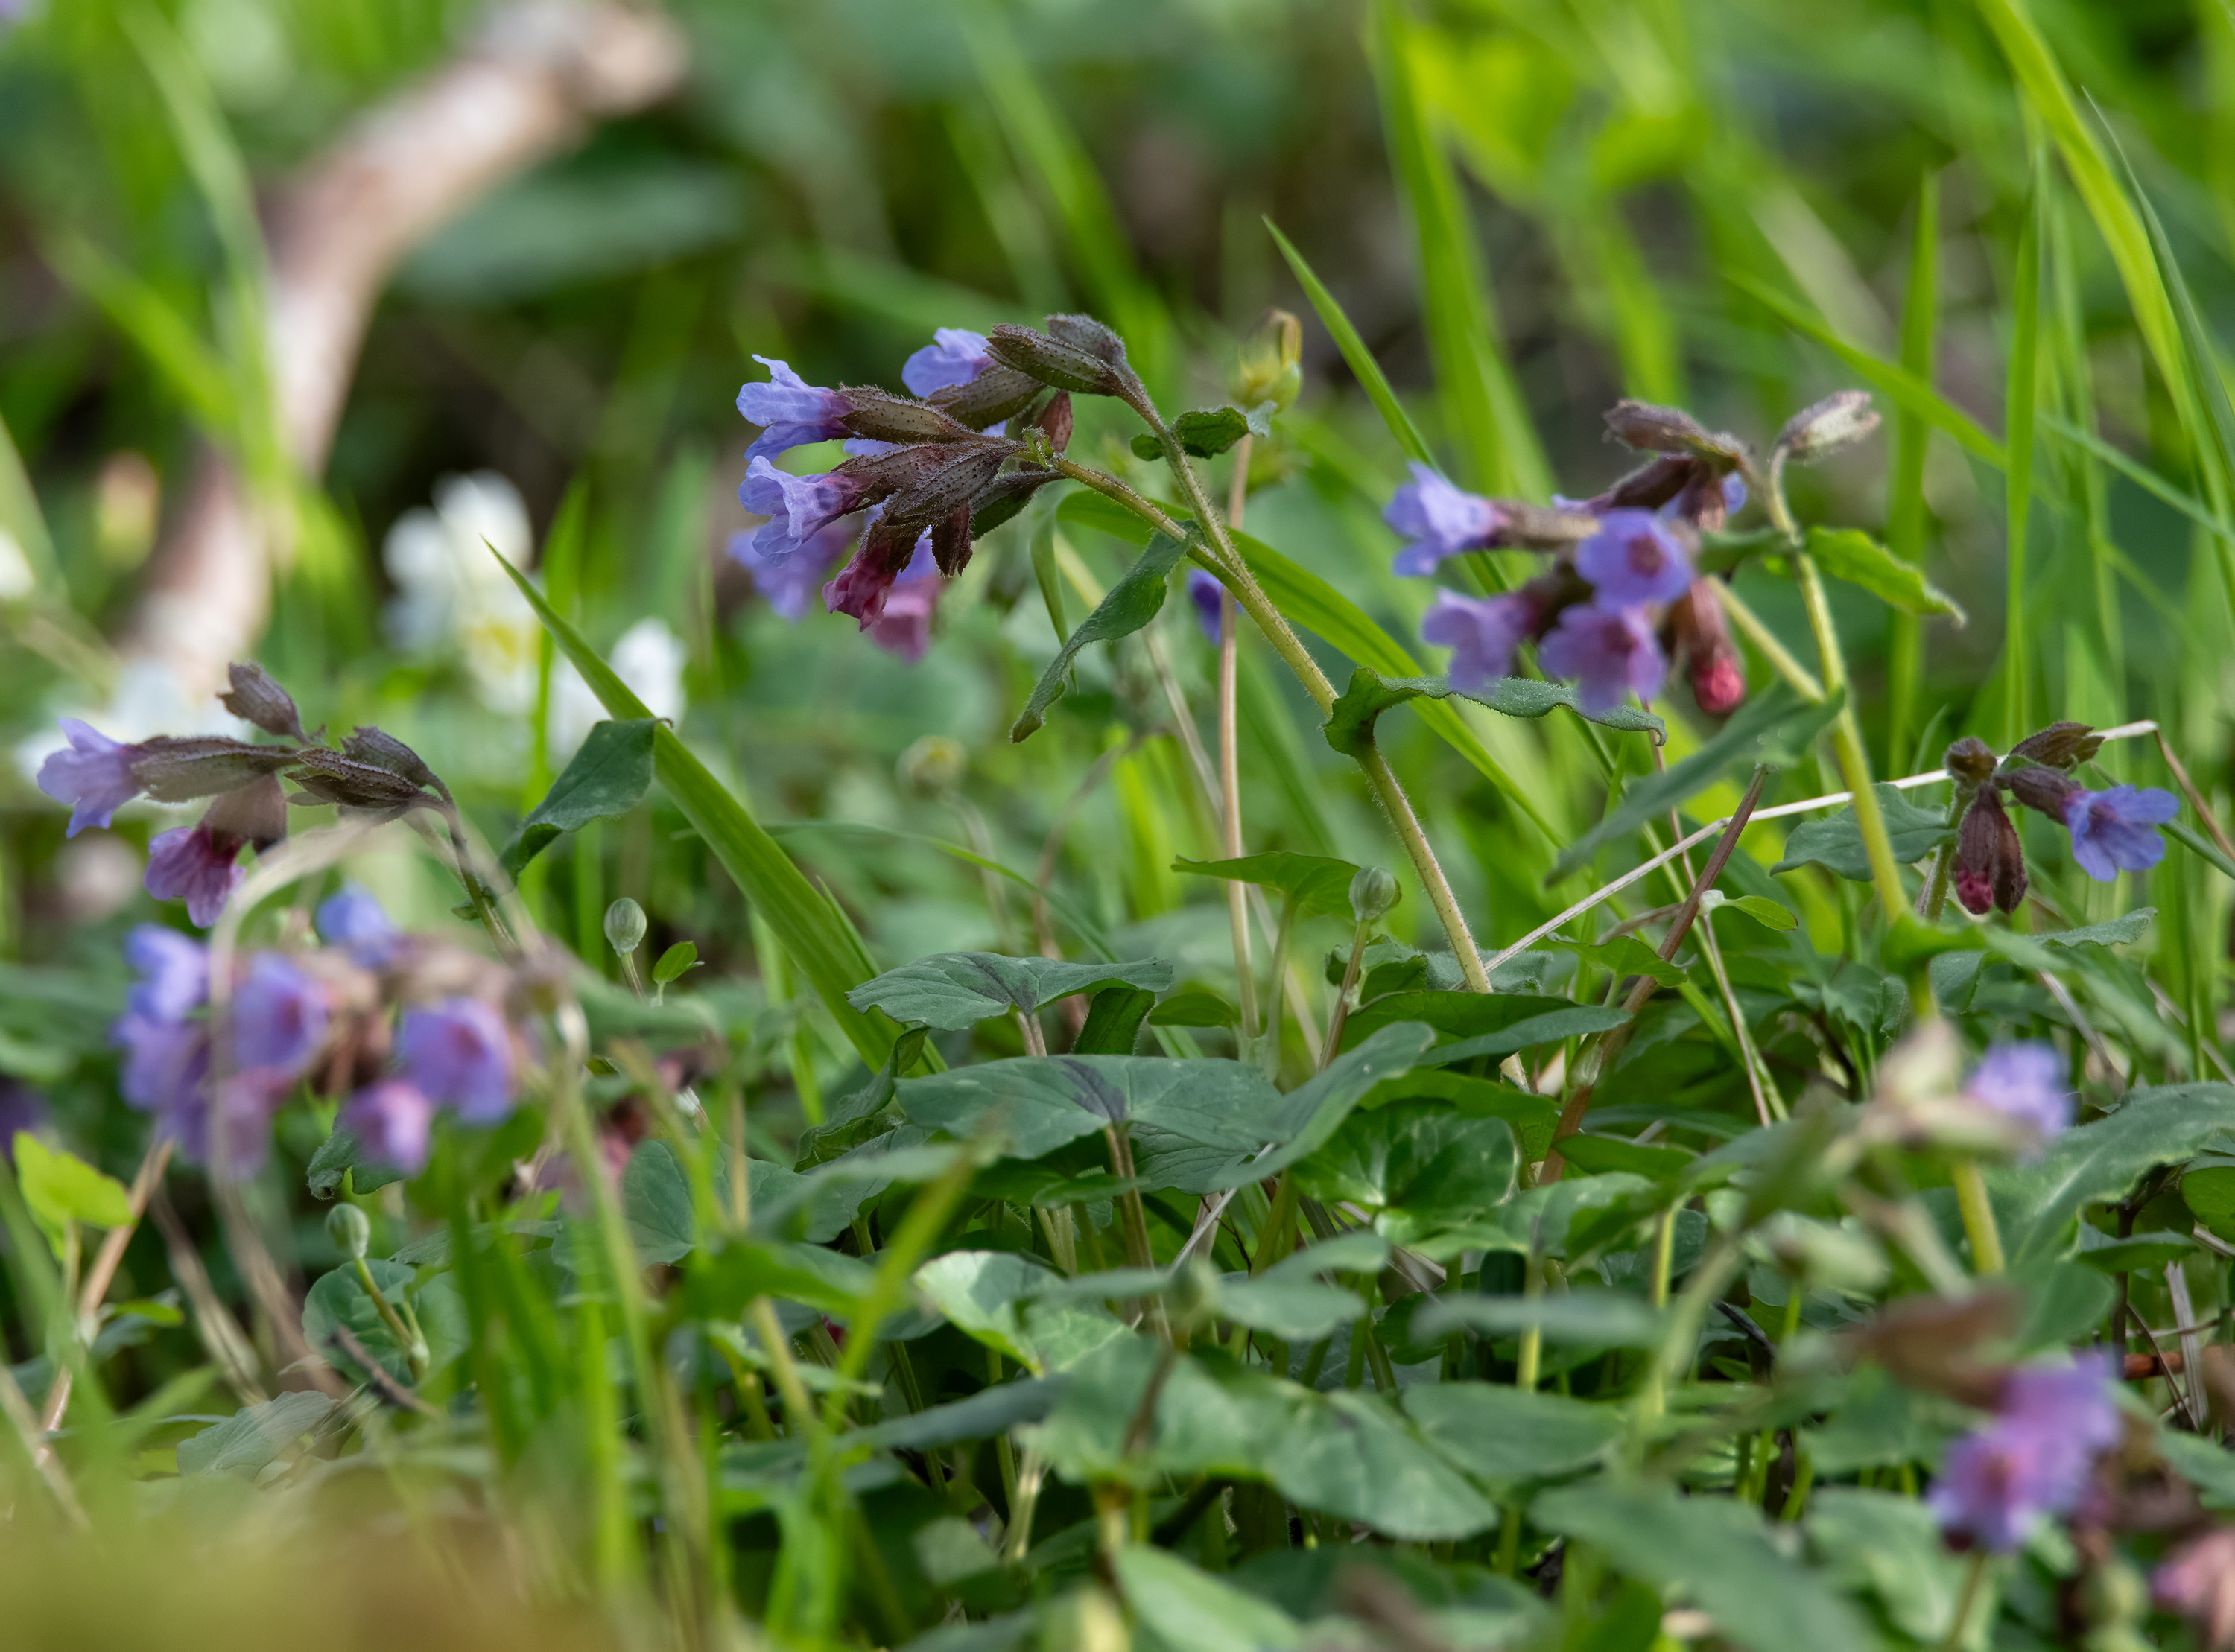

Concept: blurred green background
[[1, 0, 2230, 1100]]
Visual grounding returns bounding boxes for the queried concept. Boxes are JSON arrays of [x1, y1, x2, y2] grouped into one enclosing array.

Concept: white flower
[[550, 617, 688, 756], [382, 472, 539, 713]]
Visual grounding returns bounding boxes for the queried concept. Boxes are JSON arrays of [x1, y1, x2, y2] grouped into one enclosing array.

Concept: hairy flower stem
[[1220, 441, 1261, 1046], [1048, 450, 1492, 991]]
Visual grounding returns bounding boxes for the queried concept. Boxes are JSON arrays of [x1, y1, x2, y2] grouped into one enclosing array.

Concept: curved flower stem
[[1758, 454, 1910, 921], [1047, 449, 1491, 990]]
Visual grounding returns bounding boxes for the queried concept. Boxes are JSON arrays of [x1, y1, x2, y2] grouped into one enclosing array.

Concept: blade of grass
[[2001, 152, 2043, 745], [1884, 169, 1939, 770], [492, 552, 901, 1065]]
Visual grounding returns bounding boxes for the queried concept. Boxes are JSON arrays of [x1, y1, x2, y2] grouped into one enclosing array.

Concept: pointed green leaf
[[1772, 784, 1953, 881], [849, 953, 1173, 1030], [1804, 527, 1965, 621], [1173, 851, 1360, 918], [1115, 1545, 1301, 1652], [1325, 667, 1662, 759], [1010, 531, 1188, 740], [1404, 1382, 1622, 1484], [498, 718, 657, 880]]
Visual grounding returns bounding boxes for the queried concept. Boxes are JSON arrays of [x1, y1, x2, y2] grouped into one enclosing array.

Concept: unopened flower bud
[[1234, 308, 1303, 411], [986, 324, 1120, 396], [603, 897, 647, 958], [1349, 866, 1399, 925], [1603, 401, 1749, 468], [1953, 788, 2026, 915], [898, 734, 966, 798], [2007, 721, 2105, 772], [1775, 390, 1881, 464], [326, 1201, 370, 1259], [2001, 765, 2079, 822], [1943, 736, 1997, 788]]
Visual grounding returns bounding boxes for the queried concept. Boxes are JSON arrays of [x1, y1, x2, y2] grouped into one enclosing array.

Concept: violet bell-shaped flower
[[2064, 784, 2179, 882], [1537, 602, 1667, 713], [144, 822, 246, 929], [400, 997, 516, 1124], [1384, 464, 1503, 576], [112, 1013, 206, 1119], [1574, 509, 1693, 607], [865, 541, 943, 665], [1187, 568, 1223, 644], [1960, 1043, 2071, 1141], [317, 883, 399, 967], [736, 457, 865, 565], [1421, 591, 1532, 696], [730, 518, 856, 621], [231, 953, 329, 1078], [903, 328, 994, 396], [341, 1078, 435, 1175], [735, 356, 850, 466], [37, 718, 144, 836], [124, 924, 208, 1023], [1930, 1352, 2119, 1552]]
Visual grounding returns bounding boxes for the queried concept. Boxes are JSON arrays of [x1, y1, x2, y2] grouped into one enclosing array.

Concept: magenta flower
[[2064, 784, 2178, 882], [729, 518, 855, 621], [232, 953, 328, 1078], [37, 719, 144, 836], [316, 883, 399, 968], [903, 328, 994, 396], [1962, 1043, 2071, 1141], [737, 457, 865, 565], [866, 541, 943, 664], [144, 823, 246, 928], [124, 925, 208, 1023], [1930, 1353, 2118, 1552], [341, 1079, 434, 1175], [1537, 602, 1667, 712], [1384, 464, 1502, 576], [1187, 568, 1223, 644], [1574, 509, 1693, 607], [1421, 590, 1532, 695], [400, 997, 515, 1124], [735, 356, 849, 466]]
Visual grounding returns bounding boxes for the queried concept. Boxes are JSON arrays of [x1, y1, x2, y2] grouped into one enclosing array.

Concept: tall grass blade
[[1883, 170, 1938, 769], [2001, 154, 2042, 745]]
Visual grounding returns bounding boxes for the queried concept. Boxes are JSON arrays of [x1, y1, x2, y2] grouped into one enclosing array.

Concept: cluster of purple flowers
[[1942, 727, 2183, 915], [109, 887, 518, 1176], [1386, 401, 1754, 716], [1930, 1353, 2122, 1551], [729, 329, 1013, 664], [1959, 1041, 2073, 1140]]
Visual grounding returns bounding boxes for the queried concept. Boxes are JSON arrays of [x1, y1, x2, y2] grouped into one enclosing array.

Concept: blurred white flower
[[550, 617, 688, 755], [383, 472, 540, 714]]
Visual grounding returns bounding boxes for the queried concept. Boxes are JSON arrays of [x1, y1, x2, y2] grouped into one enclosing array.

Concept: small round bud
[[603, 897, 647, 958], [326, 1201, 370, 1259], [1774, 390, 1880, 464], [1348, 866, 1399, 925], [898, 734, 967, 799], [1235, 308, 1303, 412]]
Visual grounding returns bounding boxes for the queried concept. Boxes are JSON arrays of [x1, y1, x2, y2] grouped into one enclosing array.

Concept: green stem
[[1951, 1160, 2006, 1275], [1216, 587, 1260, 1045], [1796, 552, 1909, 918], [1515, 1251, 1544, 1394], [1942, 1551, 1989, 1652]]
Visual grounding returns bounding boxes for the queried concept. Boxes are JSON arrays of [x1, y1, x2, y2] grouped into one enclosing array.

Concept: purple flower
[[124, 925, 208, 1023], [341, 1079, 434, 1175], [144, 824, 246, 928], [231, 953, 328, 1078], [729, 518, 856, 621], [1537, 602, 1667, 713], [1574, 509, 1693, 607], [177, 1071, 290, 1174], [736, 457, 864, 565], [317, 883, 399, 967], [1421, 591, 1532, 695], [1962, 1043, 2071, 1140], [400, 998, 515, 1124], [1930, 1353, 2118, 1552], [2064, 784, 2179, 882], [0, 1081, 48, 1165], [903, 328, 993, 397], [112, 1014, 208, 1118], [1188, 568, 1224, 644], [1384, 464, 1502, 576], [37, 719, 144, 837], [866, 541, 942, 665], [735, 356, 849, 466]]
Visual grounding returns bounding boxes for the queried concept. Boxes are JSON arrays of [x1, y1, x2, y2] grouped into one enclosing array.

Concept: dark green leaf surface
[[498, 717, 656, 879], [848, 952, 1173, 1029], [1010, 531, 1188, 740]]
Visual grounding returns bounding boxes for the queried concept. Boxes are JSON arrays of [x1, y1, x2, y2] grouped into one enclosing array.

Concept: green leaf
[[1534, 1479, 1875, 1652], [1115, 1545, 1300, 1652], [1212, 1277, 1366, 1342], [1985, 1084, 2235, 1266], [1173, 851, 1361, 918], [2039, 909, 2155, 950], [1194, 1024, 1439, 1189], [2169, 819, 2235, 885], [176, 1391, 337, 1479], [1553, 934, 1686, 988], [1415, 1289, 1665, 1347], [1265, 217, 1434, 467], [682, 1238, 877, 1323], [621, 1140, 699, 1264], [2072, 1220, 2198, 1274], [1293, 1103, 1515, 1247], [491, 552, 894, 1064], [497, 718, 657, 880], [1772, 784, 1954, 881], [2161, 1428, 2235, 1510], [849, 953, 1173, 1030], [1129, 406, 1261, 461], [912, 1251, 1126, 1376], [1805, 1489, 1977, 1648], [1803, 526, 1966, 621], [1073, 985, 1156, 1055], [1420, 1006, 1631, 1068], [900, 1055, 1281, 1163], [651, 941, 700, 985], [1010, 531, 1188, 740], [1323, 667, 1661, 759], [1557, 1133, 1694, 1181], [302, 1260, 466, 1386], [2183, 1164, 2235, 1244], [13, 1135, 133, 1256], [1553, 687, 1843, 881], [857, 1378, 1065, 1453], [305, 1127, 405, 1201], [1146, 988, 1237, 1029], [1403, 1382, 1621, 1483], [1346, 989, 1606, 1048], [1717, 894, 1799, 933]]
